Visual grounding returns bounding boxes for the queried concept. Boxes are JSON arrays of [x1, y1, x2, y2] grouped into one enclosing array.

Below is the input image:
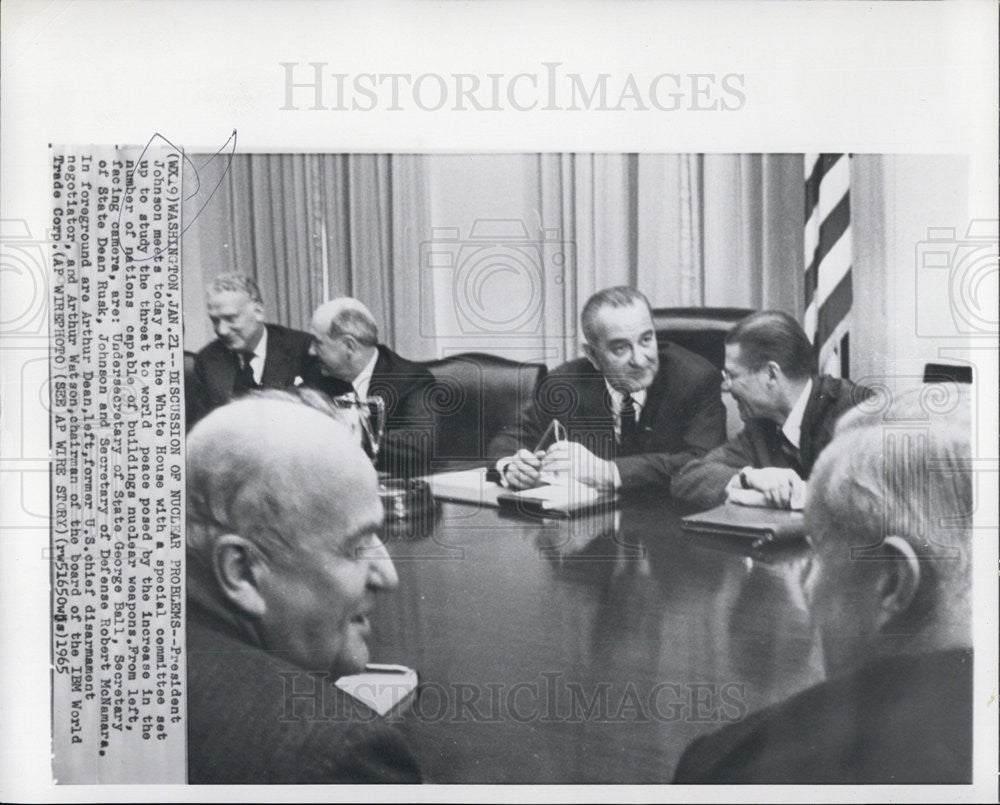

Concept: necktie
[[232, 351, 258, 395], [778, 431, 803, 475], [620, 393, 638, 447]]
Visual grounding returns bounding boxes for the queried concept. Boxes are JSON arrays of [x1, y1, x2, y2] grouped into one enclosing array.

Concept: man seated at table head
[[672, 309, 870, 510], [185, 394, 421, 784], [490, 286, 727, 494], [189, 272, 313, 426], [674, 389, 973, 783], [306, 297, 434, 476]]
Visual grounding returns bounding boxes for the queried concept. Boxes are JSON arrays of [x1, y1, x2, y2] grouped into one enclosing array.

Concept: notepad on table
[[423, 467, 501, 507], [497, 479, 612, 517]]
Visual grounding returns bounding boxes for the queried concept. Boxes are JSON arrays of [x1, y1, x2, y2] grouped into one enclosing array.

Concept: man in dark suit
[[189, 273, 312, 426], [672, 310, 871, 510], [674, 389, 973, 783], [186, 395, 421, 784], [489, 286, 727, 494], [307, 297, 434, 477]]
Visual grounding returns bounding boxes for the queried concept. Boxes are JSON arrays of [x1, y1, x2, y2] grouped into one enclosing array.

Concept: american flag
[[803, 153, 852, 378]]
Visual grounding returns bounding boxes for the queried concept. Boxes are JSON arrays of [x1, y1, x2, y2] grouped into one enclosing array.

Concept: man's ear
[[764, 360, 782, 384], [212, 534, 270, 619], [252, 301, 266, 321], [582, 342, 600, 371], [873, 535, 921, 630]]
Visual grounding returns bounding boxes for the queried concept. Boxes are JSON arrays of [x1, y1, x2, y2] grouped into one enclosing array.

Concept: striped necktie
[[620, 393, 638, 447]]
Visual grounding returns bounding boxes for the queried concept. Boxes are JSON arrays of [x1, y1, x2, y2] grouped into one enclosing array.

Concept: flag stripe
[[804, 153, 852, 378], [811, 219, 852, 305], [816, 269, 853, 350], [807, 156, 850, 227], [804, 158, 850, 260], [804, 153, 843, 217], [805, 191, 850, 301], [803, 300, 817, 342]]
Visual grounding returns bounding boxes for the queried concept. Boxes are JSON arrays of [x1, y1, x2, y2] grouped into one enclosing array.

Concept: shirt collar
[[603, 379, 647, 414], [251, 326, 268, 363], [243, 327, 268, 384], [781, 378, 813, 450], [352, 346, 380, 398]]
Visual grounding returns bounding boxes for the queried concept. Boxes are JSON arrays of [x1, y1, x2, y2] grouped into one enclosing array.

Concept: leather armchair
[[421, 353, 548, 462], [651, 307, 754, 372], [651, 307, 754, 438]]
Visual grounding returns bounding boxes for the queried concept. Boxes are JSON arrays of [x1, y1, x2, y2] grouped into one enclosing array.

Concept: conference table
[[371, 485, 822, 784]]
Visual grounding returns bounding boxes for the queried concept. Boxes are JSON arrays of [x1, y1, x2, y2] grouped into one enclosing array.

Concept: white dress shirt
[[780, 378, 812, 451], [246, 327, 268, 385]]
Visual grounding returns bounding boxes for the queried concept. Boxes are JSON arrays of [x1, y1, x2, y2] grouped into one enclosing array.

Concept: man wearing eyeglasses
[[672, 310, 871, 510]]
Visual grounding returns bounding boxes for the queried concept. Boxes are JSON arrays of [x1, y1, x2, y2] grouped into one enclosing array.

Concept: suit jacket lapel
[[797, 377, 828, 473], [208, 346, 238, 405], [260, 325, 290, 387], [640, 356, 671, 429], [628, 351, 673, 454]]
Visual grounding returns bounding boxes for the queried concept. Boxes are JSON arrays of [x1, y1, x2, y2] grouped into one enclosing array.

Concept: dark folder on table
[[681, 502, 807, 560]]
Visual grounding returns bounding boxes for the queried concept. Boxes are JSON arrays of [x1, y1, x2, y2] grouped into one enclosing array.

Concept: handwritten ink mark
[[116, 129, 237, 262]]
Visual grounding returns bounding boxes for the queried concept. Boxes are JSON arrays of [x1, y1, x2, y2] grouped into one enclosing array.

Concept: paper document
[[424, 468, 501, 506], [502, 480, 600, 510], [335, 664, 419, 717], [726, 484, 806, 511]]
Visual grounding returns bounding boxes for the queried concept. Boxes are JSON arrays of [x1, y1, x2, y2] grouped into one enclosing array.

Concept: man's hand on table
[[499, 441, 620, 495], [500, 448, 546, 489], [540, 440, 619, 495], [728, 466, 806, 509]]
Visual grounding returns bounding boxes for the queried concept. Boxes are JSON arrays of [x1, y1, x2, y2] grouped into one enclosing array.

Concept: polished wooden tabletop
[[371, 491, 823, 784]]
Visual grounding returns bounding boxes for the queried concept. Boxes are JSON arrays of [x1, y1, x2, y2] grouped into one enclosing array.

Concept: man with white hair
[[185, 396, 421, 783], [191, 273, 313, 424], [674, 389, 973, 783], [307, 297, 434, 476]]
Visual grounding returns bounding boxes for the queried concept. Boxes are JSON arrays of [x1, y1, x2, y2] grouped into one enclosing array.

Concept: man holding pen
[[489, 287, 726, 495]]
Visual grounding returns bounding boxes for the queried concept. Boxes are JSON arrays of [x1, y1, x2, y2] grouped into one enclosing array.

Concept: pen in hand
[[534, 419, 567, 453]]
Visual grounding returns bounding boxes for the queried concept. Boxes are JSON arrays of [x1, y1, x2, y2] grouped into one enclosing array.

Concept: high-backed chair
[[651, 307, 753, 372], [923, 362, 973, 385], [421, 353, 548, 463], [652, 307, 754, 438], [184, 350, 207, 430]]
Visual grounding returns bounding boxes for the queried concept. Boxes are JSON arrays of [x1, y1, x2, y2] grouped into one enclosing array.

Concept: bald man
[[675, 389, 973, 783], [307, 297, 435, 477], [185, 396, 421, 784]]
